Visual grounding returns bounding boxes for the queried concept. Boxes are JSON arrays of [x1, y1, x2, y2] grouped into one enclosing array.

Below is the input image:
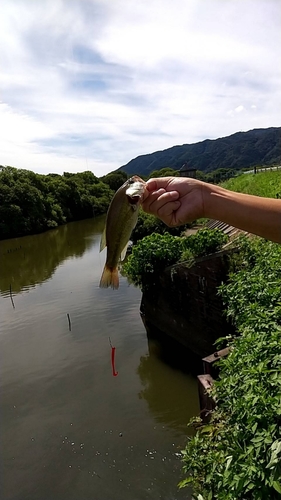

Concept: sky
[[1, 0, 280, 177]]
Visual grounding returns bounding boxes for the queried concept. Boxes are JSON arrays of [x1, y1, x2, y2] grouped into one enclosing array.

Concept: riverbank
[[181, 236, 281, 499], [127, 230, 281, 497], [140, 248, 236, 357]]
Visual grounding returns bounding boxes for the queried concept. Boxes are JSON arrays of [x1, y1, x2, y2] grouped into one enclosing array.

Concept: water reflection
[[138, 338, 199, 435], [0, 217, 105, 294], [0, 218, 196, 500]]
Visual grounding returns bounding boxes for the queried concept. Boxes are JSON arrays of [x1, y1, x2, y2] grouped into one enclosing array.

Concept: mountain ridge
[[118, 127, 281, 176]]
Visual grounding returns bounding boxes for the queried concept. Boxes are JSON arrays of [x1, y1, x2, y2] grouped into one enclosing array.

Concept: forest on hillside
[[0, 166, 127, 240], [120, 127, 281, 176]]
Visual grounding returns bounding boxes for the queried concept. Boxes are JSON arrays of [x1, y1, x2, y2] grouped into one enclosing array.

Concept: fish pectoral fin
[[100, 227, 107, 252], [120, 242, 129, 261]]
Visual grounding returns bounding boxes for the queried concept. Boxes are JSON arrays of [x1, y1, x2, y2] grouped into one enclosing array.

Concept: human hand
[[142, 176, 205, 227]]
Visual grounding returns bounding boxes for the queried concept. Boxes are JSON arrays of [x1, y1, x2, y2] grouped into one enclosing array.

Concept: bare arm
[[142, 177, 281, 244], [203, 183, 281, 243]]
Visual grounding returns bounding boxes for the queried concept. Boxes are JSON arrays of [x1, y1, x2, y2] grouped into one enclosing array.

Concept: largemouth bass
[[99, 175, 146, 289]]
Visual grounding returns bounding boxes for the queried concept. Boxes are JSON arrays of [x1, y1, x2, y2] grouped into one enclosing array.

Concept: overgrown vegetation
[[123, 228, 228, 289], [0, 166, 127, 239], [181, 228, 228, 258], [221, 169, 281, 198], [180, 236, 281, 499], [126, 166, 281, 498], [123, 233, 183, 288]]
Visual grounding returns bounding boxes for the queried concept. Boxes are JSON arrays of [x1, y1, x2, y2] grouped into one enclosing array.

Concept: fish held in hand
[[99, 176, 146, 289]]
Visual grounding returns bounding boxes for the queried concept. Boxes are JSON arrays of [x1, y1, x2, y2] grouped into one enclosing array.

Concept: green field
[[221, 169, 281, 198]]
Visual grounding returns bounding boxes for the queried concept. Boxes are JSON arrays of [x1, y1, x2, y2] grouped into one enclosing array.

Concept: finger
[[145, 179, 158, 192], [146, 177, 172, 192], [142, 190, 179, 213], [142, 188, 166, 210], [141, 182, 165, 202], [157, 200, 181, 219]]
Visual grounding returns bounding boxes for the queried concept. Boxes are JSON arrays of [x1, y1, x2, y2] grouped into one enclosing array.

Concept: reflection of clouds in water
[[0, 215, 144, 356], [73, 281, 143, 343], [0, 215, 194, 500]]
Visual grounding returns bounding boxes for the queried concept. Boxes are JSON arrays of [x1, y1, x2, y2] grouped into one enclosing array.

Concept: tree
[[148, 167, 179, 179], [0, 166, 114, 240], [101, 171, 128, 191]]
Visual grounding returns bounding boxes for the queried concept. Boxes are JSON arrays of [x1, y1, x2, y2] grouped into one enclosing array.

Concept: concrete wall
[[140, 249, 236, 358]]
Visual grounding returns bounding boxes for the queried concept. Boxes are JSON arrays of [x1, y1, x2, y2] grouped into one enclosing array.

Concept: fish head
[[125, 176, 146, 208]]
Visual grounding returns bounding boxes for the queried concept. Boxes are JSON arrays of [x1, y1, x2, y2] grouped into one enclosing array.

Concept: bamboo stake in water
[[9, 284, 15, 309], [67, 313, 72, 331]]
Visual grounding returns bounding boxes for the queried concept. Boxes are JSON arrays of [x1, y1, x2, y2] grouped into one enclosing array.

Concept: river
[[0, 217, 199, 500]]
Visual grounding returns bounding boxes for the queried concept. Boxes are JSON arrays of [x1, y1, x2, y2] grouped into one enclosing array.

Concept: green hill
[[119, 127, 281, 177], [221, 168, 281, 198]]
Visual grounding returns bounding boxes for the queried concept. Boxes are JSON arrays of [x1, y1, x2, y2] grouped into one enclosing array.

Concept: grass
[[221, 169, 281, 199]]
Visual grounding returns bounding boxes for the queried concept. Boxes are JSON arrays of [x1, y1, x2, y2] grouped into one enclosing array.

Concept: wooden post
[[197, 374, 215, 422], [67, 313, 72, 331], [202, 347, 230, 377], [197, 347, 230, 422]]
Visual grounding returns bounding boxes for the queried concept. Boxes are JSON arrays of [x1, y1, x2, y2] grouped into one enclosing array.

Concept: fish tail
[[99, 265, 119, 289]]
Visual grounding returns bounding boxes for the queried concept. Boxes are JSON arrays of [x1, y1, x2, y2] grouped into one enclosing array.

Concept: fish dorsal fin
[[120, 242, 129, 261], [100, 226, 107, 252]]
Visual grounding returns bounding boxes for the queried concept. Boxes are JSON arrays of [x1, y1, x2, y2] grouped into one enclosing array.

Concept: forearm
[[203, 183, 281, 243]]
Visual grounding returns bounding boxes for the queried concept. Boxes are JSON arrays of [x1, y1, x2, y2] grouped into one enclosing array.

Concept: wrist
[[201, 182, 214, 218], [201, 182, 229, 220]]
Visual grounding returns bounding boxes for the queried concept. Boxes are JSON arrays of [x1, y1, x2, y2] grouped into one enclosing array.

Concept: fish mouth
[[126, 194, 142, 205], [125, 177, 146, 202]]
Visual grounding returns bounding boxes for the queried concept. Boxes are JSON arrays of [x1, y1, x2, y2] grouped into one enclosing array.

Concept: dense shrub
[[123, 233, 183, 289], [182, 228, 228, 257], [124, 228, 228, 290], [180, 237, 281, 500]]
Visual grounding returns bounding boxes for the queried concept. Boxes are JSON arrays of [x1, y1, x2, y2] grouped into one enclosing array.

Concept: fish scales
[[99, 176, 146, 289]]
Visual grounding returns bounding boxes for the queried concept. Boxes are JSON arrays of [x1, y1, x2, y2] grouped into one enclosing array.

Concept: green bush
[[180, 237, 281, 500], [182, 228, 228, 257], [179, 247, 195, 265], [123, 232, 183, 289], [124, 229, 228, 289]]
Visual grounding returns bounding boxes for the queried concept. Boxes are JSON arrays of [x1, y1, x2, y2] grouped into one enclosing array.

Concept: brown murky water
[[0, 217, 199, 500]]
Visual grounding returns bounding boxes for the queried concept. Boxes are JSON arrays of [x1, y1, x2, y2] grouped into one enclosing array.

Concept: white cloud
[[235, 106, 244, 113], [0, 0, 280, 176]]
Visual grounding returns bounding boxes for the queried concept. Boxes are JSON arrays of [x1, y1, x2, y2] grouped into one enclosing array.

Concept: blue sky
[[1, 0, 280, 177]]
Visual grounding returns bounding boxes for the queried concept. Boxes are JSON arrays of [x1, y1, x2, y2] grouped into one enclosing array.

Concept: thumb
[[146, 177, 170, 192]]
